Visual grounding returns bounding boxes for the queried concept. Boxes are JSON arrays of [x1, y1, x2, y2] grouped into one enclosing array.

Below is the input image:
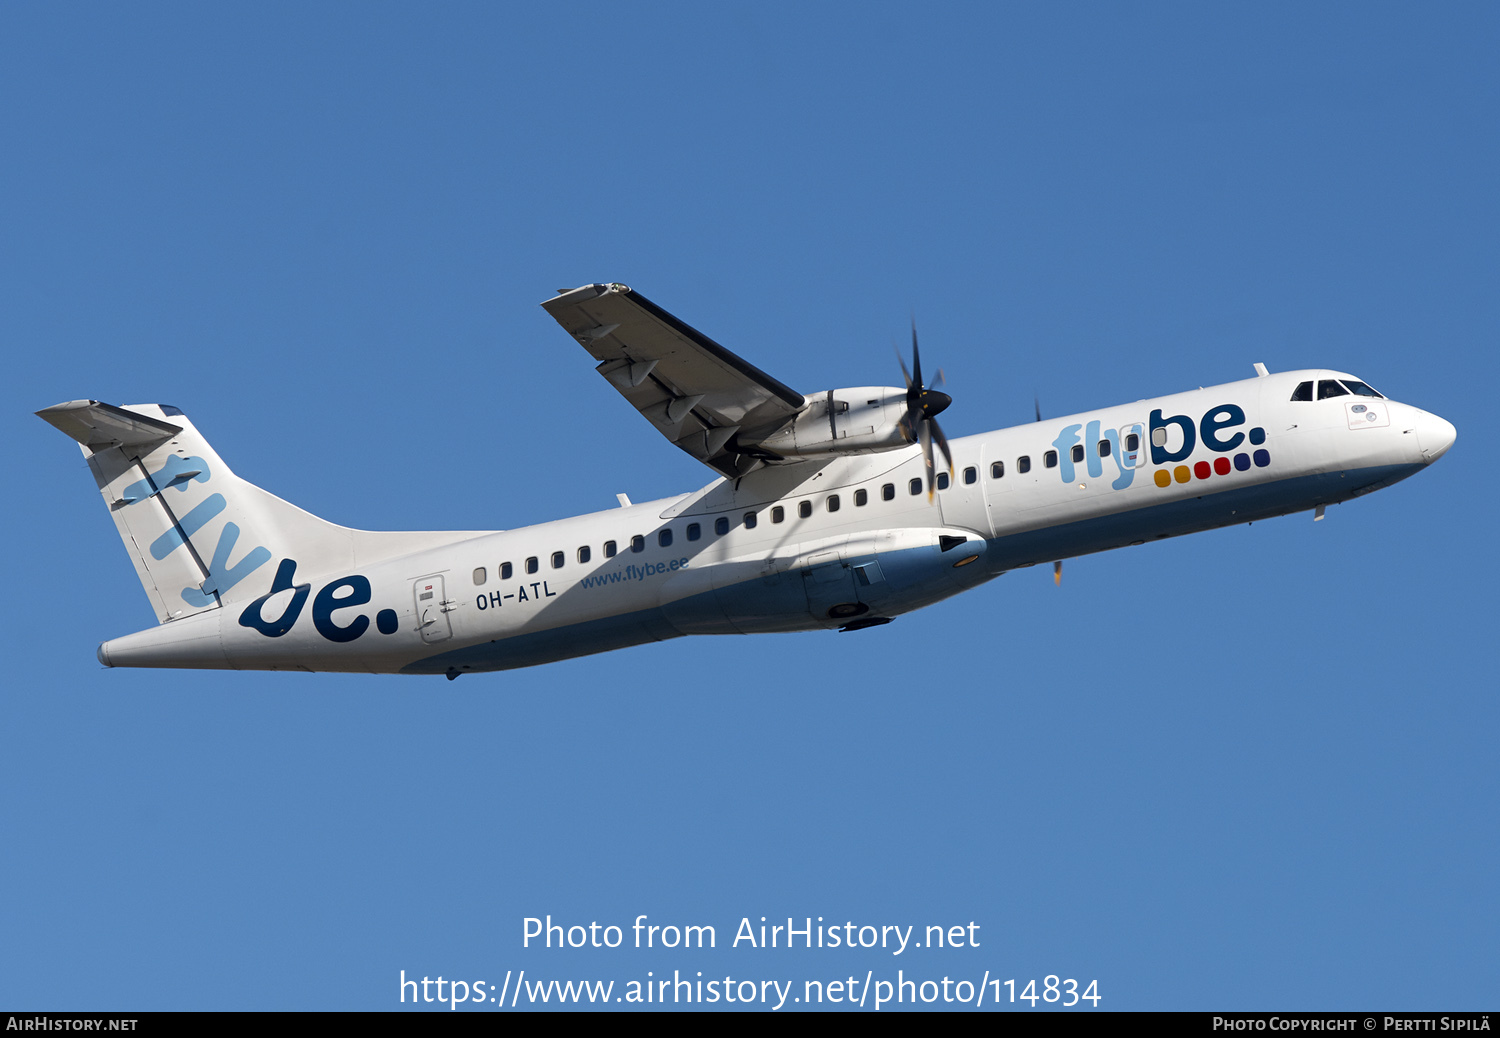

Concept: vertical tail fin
[[38, 400, 487, 625]]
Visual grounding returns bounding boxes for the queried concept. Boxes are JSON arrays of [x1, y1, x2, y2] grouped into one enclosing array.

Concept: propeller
[[897, 321, 953, 500]]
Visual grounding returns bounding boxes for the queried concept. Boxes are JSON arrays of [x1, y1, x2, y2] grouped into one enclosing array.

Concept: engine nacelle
[[757, 386, 911, 460]]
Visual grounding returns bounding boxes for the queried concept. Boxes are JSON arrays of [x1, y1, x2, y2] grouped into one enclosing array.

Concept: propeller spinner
[[897, 322, 953, 500]]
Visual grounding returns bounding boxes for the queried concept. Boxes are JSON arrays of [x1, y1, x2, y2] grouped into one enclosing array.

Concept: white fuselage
[[96, 370, 1455, 678]]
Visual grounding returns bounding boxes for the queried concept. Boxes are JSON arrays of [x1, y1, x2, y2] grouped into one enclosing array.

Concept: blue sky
[[2, 2, 1495, 1011]]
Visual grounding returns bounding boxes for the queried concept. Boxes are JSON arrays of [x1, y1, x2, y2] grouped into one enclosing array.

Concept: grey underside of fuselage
[[401, 462, 1420, 677]]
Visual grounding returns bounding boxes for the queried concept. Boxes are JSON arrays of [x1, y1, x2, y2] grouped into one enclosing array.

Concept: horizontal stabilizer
[[36, 400, 182, 451]]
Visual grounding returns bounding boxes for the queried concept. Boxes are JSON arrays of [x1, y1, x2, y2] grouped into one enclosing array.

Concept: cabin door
[[1116, 421, 1149, 489], [414, 575, 453, 643], [939, 444, 994, 537]]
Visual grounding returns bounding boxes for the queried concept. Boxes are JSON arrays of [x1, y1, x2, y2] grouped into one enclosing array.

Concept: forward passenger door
[[939, 446, 994, 537]]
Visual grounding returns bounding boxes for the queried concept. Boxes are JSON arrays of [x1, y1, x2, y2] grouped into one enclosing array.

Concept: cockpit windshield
[[1292, 378, 1387, 402]]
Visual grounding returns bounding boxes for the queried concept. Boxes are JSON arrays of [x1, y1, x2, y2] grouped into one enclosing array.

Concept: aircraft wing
[[542, 283, 806, 477]]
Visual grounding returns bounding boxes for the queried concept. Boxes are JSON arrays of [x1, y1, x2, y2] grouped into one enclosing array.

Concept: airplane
[[38, 282, 1457, 680]]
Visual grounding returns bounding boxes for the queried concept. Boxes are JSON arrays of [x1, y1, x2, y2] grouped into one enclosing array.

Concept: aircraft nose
[[1413, 409, 1457, 463]]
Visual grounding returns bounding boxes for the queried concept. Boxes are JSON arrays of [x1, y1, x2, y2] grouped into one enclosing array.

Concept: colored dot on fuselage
[[376, 609, 399, 635], [1253, 449, 1271, 467], [1174, 465, 1191, 483], [1214, 457, 1232, 475], [1194, 461, 1212, 479], [1249, 427, 1266, 445], [1234, 453, 1251, 471], [1154, 469, 1171, 488]]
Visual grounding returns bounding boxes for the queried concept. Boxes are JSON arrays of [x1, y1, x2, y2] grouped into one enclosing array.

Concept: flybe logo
[[1148, 404, 1271, 488]]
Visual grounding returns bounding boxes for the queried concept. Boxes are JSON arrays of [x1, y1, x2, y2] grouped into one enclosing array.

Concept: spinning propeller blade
[[899, 320, 953, 500]]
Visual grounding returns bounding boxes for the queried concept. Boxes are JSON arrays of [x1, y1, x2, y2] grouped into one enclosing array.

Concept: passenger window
[[1151, 427, 1169, 446], [1098, 439, 1111, 458], [1290, 381, 1314, 401], [473, 567, 486, 586], [631, 535, 645, 553], [1018, 456, 1031, 474], [1070, 445, 1084, 463], [936, 472, 950, 490], [526, 556, 539, 574], [658, 528, 673, 547], [771, 506, 785, 523], [909, 478, 922, 496], [827, 495, 840, 512], [1343, 380, 1384, 398], [743, 512, 757, 529], [1044, 450, 1058, 469], [551, 551, 564, 569], [854, 488, 868, 506], [715, 516, 730, 535], [1318, 380, 1349, 400], [687, 523, 701, 541], [964, 466, 977, 484], [578, 545, 591, 564], [991, 461, 1004, 479], [603, 542, 616, 559], [798, 500, 812, 518], [882, 483, 895, 501], [500, 561, 513, 580], [1126, 433, 1140, 452]]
